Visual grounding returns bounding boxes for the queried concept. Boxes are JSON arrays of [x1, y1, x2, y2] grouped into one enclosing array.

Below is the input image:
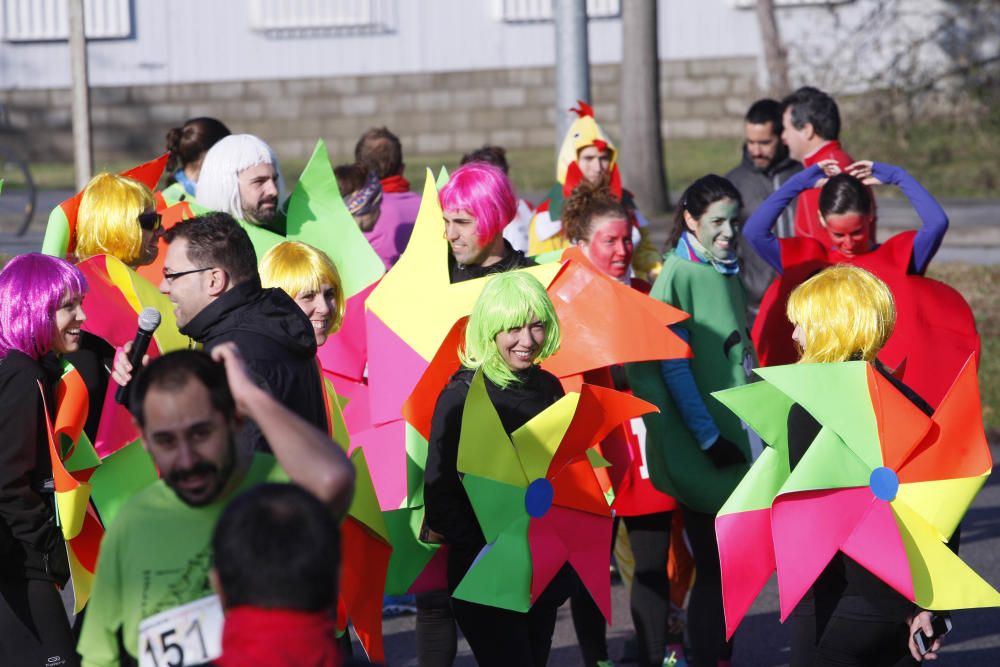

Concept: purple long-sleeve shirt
[[743, 162, 948, 275]]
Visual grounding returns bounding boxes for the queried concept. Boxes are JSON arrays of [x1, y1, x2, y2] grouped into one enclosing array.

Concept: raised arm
[[858, 162, 948, 274], [210, 343, 355, 515], [743, 165, 825, 274]]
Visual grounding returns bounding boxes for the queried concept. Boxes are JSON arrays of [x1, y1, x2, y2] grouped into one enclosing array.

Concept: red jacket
[[793, 140, 856, 247]]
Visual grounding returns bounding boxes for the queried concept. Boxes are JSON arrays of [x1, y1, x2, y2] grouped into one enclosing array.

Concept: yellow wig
[[787, 265, 895, 364], [76, 173, 156, 264], [259, 241, 345, 334]]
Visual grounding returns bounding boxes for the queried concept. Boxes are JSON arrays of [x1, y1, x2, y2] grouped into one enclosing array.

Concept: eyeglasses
[[163, 267, 213, 283], [138, 211, 162, 232]]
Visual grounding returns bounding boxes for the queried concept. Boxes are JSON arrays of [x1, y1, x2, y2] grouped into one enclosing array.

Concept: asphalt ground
[[376, 443, 1000, 666]]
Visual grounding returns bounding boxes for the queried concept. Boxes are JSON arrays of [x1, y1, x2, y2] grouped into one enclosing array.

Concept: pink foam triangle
[[366, 310, 430, 427], [716, 508, 775, 638], [841, 499, 915, 601], [350, 419, 409, 511], [529, 505, 613, 622], [409, 546, 448, 595], [94, 380, 141, 459], [318, 282, 376, 383], [325, 375, 372, 437], [771, 487, 872, 621]]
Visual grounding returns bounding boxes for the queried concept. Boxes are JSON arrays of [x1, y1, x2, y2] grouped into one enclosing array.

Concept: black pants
[[416, 589, 457, 667], [0, 575, 78, 667], [682, 506, 732, 667], [790, 597, 917, 667], [623, 512, 673, 667], [452, 596, 560, 667]]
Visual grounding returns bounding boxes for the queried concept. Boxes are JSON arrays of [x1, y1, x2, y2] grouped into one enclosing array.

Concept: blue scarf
[[174, 169, 197, 197], [675, 231, 740, 276]]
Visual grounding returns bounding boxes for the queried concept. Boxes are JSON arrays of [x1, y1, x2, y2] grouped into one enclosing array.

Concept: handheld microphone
[[115, 307, 162, 405]]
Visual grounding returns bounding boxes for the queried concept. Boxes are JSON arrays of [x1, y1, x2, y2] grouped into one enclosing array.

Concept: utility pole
[[620, 0, 669, 212], [553, 0, 591, 150], [68, 0, 93, 190]]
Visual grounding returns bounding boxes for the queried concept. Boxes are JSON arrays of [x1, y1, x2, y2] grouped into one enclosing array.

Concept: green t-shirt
[[78, 454, 287, 666]]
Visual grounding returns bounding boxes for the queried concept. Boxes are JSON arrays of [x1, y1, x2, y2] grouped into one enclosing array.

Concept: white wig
[[196, 134, 286, 220]]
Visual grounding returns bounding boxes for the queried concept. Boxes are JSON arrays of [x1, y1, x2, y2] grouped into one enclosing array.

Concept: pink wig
[[0, 253, 87, 360], [439, 162, 518, 243]]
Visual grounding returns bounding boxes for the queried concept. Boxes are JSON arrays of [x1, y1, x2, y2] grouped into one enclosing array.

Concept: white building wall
[[0, 0, 763, 90]]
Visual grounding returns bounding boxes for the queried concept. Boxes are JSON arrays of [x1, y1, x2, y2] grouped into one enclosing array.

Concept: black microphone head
[[137, 307, 162, 334]]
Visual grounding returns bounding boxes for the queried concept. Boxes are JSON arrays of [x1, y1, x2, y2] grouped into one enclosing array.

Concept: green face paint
[[691, 199, 740, 261]]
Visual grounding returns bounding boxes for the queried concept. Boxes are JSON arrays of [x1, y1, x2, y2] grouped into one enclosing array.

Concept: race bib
[[138, 595, 224, 667], [630, 417, 650, 479]]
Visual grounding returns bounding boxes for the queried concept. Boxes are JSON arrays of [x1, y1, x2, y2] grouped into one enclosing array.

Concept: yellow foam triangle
[[107, 255, 189, 352], [366, 170, 561, 360], [895, 475, 988, 542], [56, 483, 92, 541], [66, 545, 95, 613], [892, 498, 1000, 610], [458, 371, 528, 488], [512, 393, 580, 481]]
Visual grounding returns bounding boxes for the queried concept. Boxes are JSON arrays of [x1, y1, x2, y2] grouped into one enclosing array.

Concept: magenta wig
[[439, 162, 518, 243], [0, 253, 87, 360]]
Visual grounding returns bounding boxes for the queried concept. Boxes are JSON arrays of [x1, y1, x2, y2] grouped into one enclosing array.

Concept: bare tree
[[756, 0, 790, 97], [619, 0, 669, 213]]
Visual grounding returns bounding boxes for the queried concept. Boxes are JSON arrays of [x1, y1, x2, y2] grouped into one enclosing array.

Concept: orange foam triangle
[[866, 364, 933, 471]]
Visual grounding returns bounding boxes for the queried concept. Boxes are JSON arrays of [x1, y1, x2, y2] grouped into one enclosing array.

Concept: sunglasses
[[138, 211, 162, 232]]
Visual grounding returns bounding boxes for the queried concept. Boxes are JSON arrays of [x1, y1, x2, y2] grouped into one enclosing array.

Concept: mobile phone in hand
[[914, 614, 952, 655]]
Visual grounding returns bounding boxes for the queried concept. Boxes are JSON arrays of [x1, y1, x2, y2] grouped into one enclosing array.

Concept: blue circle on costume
[[524, 478, 554, 518], [869, 467, 899, 501]]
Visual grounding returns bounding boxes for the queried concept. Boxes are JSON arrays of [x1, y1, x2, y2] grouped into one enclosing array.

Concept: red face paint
[[582, 216, 633, 278], [824, 212, 873, 258]]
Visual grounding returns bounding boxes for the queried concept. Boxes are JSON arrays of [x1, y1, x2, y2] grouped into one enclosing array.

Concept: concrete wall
[[0, 56, 757, 163]]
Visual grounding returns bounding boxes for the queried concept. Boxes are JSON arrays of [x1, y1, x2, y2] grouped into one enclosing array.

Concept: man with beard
[[725, 99, 802, 322], [112, 212, 328, 452], [197, 134, 285, 234], [78, 345, 354, 667]]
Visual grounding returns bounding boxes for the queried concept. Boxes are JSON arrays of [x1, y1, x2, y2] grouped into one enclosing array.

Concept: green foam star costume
[[626, 253, 754, 513]]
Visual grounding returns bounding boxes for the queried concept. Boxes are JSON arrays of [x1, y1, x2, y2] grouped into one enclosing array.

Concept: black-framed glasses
[[163, 267, 213, 283], [138, 211, 162, 231]]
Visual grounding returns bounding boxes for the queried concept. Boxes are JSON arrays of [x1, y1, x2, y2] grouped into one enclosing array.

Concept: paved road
[[376, 444, 1000, 665]]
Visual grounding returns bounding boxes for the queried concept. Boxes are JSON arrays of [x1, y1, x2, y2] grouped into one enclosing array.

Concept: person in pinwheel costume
[[259, 241, 345, 347], [563, 182, 688, 667], [745, 159, 977, 408], [423, 272, 570, 666], [0, 254, 87, 666], [713, 264, 998, 665], [528, 101, 660, 280], [627, 175, 755, 667]]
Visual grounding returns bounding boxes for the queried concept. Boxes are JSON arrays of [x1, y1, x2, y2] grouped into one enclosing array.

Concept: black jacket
[[0, 350, 70, 584], [424, 366, 564, 591], [181, 278, 328, 452], [448, 240, 536, 284], [726, 147, 802, 321]]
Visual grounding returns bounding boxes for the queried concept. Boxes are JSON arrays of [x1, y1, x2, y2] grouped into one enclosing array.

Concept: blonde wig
[[259, 241, 345, 335], [787, 265, 895, 364], [76, 173, 156, 264]]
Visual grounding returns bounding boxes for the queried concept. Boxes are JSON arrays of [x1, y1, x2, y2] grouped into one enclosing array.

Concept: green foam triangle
[[778, 426, 872, 497], [405, 423, 429, 508], [349, 449, 389, 541], [383, 507, 438, 595], [452, 515, 532, 613], [435, 166, 450, 189], [756, 362, 882, 470], [89, 440, 157, 528], [712, 380, 794, 458], [285, 139, 385, 298], [719, 447, 789, 515], [462, 473, 529, 544]]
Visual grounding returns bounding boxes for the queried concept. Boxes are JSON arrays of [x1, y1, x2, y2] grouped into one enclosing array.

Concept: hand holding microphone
[[114, 307, 162, 405]]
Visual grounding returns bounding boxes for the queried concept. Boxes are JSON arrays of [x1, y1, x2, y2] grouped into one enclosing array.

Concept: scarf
[[174, 169, 197, 197], [380, 174, 411, 193], [214, 606, 341, 667], [345, 170, 383, 217], [676, 231, 739, 276]]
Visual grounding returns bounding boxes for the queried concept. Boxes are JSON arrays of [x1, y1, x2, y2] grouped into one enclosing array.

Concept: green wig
[[460, 271, 561, 388]]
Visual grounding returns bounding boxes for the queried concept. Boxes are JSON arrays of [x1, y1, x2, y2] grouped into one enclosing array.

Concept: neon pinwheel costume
[[713, 357, 1000, 641]]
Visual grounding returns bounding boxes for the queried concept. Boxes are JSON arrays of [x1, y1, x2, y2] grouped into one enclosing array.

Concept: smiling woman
[[258, 241, 345, 347], [0, 253, 88, 666], [424, 271, 568, 667]]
